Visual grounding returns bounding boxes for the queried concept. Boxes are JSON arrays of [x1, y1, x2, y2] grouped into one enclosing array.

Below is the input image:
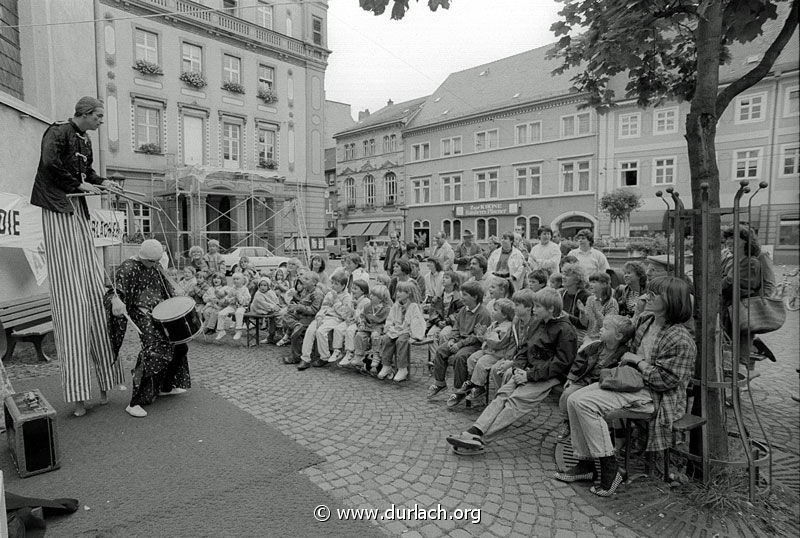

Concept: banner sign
[[90, 209, 126, 247], [0, 192, 44, 250], [454, 202, 520, 217]]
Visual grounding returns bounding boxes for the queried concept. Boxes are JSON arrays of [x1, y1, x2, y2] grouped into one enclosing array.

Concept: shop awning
[[364, 221, 388, 236], [341, 222, 370, 236]]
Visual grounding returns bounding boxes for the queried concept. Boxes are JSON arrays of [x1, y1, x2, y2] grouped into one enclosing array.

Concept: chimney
[[358, 109, 370, 121], [387, 99, 394, 106]]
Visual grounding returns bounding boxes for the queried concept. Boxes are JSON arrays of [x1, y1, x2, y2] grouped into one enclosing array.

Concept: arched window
[[487, 217, 498, 238], [476, 218, 487, 241], [515, 216, 528, 239], [528, 215, 541, 239], [344, 177, 355, 208], [363, 175, 375, 206], [413, 220, 431, 248], [383, 136, 390, 153], [443, 219, 462, 241], [384, 172, 397, 206]]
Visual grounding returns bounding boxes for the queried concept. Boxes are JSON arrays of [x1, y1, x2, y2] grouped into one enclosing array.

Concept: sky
[[325, 0, 564, 118]]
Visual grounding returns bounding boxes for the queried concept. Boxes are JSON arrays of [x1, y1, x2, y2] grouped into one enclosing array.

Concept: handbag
[[599, 365, 644, 392], [728, 269, 786, 334]]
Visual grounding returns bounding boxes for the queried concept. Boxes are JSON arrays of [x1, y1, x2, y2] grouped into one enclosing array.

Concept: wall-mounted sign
[[454, 202, 520, 217]]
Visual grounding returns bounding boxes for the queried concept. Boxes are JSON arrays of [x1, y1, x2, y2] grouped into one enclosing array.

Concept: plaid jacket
[[631, 313, 697, 452]]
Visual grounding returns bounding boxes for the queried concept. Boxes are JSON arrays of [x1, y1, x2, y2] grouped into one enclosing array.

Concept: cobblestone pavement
[[4, 266, 797, 537]]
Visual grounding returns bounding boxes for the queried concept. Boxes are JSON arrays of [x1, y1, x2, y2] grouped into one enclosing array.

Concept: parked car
[[326, 238, 352, 259], [371, 238, 389, 260], [221, 246, 291, 275]]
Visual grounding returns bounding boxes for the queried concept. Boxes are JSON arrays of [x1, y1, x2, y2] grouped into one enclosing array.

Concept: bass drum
[[151, 296, 203, 344]]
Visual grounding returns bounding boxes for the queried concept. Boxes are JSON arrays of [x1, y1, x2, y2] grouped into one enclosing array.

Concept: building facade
[[97, 0, 329, 257], [402, 47, 598, 250], [333, 97, 426, 253]]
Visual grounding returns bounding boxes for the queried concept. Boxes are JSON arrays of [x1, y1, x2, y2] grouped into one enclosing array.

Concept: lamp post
[[108, 172, 131, 240], [399, 205, 408, 242]]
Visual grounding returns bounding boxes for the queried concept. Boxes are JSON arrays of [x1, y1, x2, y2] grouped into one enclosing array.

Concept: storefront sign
[[455, 202, 520, 217]]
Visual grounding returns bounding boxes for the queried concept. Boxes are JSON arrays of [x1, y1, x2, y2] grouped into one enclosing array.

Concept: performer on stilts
[[30, 96, 125, 417]]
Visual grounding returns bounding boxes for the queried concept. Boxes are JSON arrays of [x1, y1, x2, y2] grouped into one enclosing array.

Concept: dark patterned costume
[[114, 259, 191, 407]]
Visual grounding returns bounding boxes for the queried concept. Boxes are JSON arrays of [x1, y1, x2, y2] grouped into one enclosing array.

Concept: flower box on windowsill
[[179, 70, 207, 89], [258, 158, 278, 170], [137, 143, 162, 155], [257, 86, 278, 104], [222, 81, 246, 94], [132, 60, 164, 76]]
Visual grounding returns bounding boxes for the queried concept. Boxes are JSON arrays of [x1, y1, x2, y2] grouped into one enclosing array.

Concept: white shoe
[[125, 405, 147, 418], [377, 365, 394, 380], [158, 388, 187, 396], [215, 331, 226, 341], [339, 351, 354, 367], [327, 350, 342, 363], [393, 367, 409, 382], [233, 330, 242, 341]]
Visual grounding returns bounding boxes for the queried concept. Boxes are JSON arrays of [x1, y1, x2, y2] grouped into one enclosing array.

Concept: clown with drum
[[110, 240, 192, 418]]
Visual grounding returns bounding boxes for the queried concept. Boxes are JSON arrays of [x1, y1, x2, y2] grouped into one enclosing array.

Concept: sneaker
[[233, 330, 242, 341], [556, 421, 571, 441], [465, 386, 487, 403], [327, 350, 342, 363], [158, 388, 187, 396], [393, 367, 409, 382], [260, 337, 271, 344], [454, 381, 475, 395], [275, 335, 290, 347], [377, 364, 394, 380], [445, 431, 484, 450], [125, 405, 147, 418], [446, 392, 466, 408], [311, 359, 329, 368], [553, 461, 597, 483], [297, 361, 312, 371], [426, 384, 447, 399], [339, 351, 354, 367], [215, 331, 226, 341]]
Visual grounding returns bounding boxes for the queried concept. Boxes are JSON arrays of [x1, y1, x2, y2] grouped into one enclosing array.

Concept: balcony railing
[[125, 0, 328, 64]]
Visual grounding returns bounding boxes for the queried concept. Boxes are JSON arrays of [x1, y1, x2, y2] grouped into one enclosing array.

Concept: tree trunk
[[685, 0, 728, 469]]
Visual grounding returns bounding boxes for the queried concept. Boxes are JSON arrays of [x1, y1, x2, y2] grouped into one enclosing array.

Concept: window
[[413, 220, 431, 249], [223, 54, 241, 84], [132, 203, 151, 234], [312, 15, 323, 45], [412, 177, 430, 204], [619, 161, 639, 186], [475, 217, 498, 241], [135, 104, 161, 149], [384, 172, 397, 205], [363, 175, 375, 206], [474, 129, 499, 151], [785, 86, 799, 117], [736, 93, 766, 123], [390, 134, 397, 151], [654, 107, 679, 134], [441, 136, 462, 157], [285, 16, 292, 37], [653, 157, 676, 185], [561, 112, 591, 137], [363, 140, 368, 156], [527, 216, 540, 239], [344, 177, 355, 207], [258, 64, 274, 90], [442, 219, 462, 241], [257, 127, 276, 164], [256, 1, 273, 29], [733, 148, 762, 180], [369, 139, 375, 155], [182, 114, 204, 165], [383, 136, 390, 153], [181, 43, 202, 73], [778, 216, 799, 246], [222, 122, 241, 169], [515, 216, 527, 238], [411, 143, 430, 161], [441, 174, 462, 202], [475, 169, 499, 199], [560, 159, 591, 193], [515, 164, 542, 197], [619, 113, 640, 138], [781, 144, 799, 176], [515, 122, 542, 145], [134, 29, 158, 63], [343, 143, 354, 160]]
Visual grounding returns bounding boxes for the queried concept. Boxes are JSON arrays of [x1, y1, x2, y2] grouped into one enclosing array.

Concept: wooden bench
[[0, 294, 54, 363]]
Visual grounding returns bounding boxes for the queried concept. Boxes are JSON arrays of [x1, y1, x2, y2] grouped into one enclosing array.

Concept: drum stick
[[123, 311, 142, 335]]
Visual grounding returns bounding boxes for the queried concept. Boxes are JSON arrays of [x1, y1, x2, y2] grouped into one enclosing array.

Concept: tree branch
[[716, 0, 799, 115]]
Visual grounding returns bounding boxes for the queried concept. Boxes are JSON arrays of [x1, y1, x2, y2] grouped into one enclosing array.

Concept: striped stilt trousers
[[42, 207, 125, 403]]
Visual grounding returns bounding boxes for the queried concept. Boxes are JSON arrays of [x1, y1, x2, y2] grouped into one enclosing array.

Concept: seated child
[[556, 314, 634, 440], [375, 274, 392, 288], [189, 269, 210, 308], [427, 281, 492, 401], [280, 272, 324, 363], [527, 269, 548, 292], [450, 298, 516, 407], [425, 270, 463, 359], [354, 284, 392, 374], [178, 266, 198, 296], [237, 256, 258, 294], [484, 276, 513, 316], [377, 280, 426, 382], [215, 272, 251, 341], [331, 279, 370, 366], [250, 276, 282, 343], [298, 271, 353, 369], [577, 272, 619, 346], [486, 289, 540, 391], [548, 273, 563, 290], [201, 272, 225, 332]]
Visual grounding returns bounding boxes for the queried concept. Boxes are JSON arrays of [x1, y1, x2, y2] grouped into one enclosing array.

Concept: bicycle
[[775, 267, 800, 311]]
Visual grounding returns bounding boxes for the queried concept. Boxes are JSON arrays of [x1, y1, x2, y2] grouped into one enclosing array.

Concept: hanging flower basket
[[179, 70, 207, 89], [221, 81, 246, 94], [258, 158, 278, 169], [138, 142, 161, 155], [257, 86, 278, 103], [132, 59, 163, 76]]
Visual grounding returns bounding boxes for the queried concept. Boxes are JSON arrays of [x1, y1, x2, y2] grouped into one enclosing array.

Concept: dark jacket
[[383, 243, 405, 272], [453, 242, 483, 271], [567, 340, 629, 384], [521, 314, 577, 383], [30, 120, 104, 216], [427, 291, 463, 329], [451, 304, 492, 349]]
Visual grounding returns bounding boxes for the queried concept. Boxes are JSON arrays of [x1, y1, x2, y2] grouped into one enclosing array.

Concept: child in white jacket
[[331, 279, 370, 366], [216, 272, 251, 341], [377, 280, 426, 383]]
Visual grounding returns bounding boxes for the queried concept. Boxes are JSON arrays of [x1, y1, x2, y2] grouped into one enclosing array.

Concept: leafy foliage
[[179, 70, 207, 89], [221, 81, 246, 94], [138, 143, 161, 155], [132, 59, 163, 76], [600, 188, 643, 221], [359, 0, 451, 20], [257, 86, 278, 103]]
